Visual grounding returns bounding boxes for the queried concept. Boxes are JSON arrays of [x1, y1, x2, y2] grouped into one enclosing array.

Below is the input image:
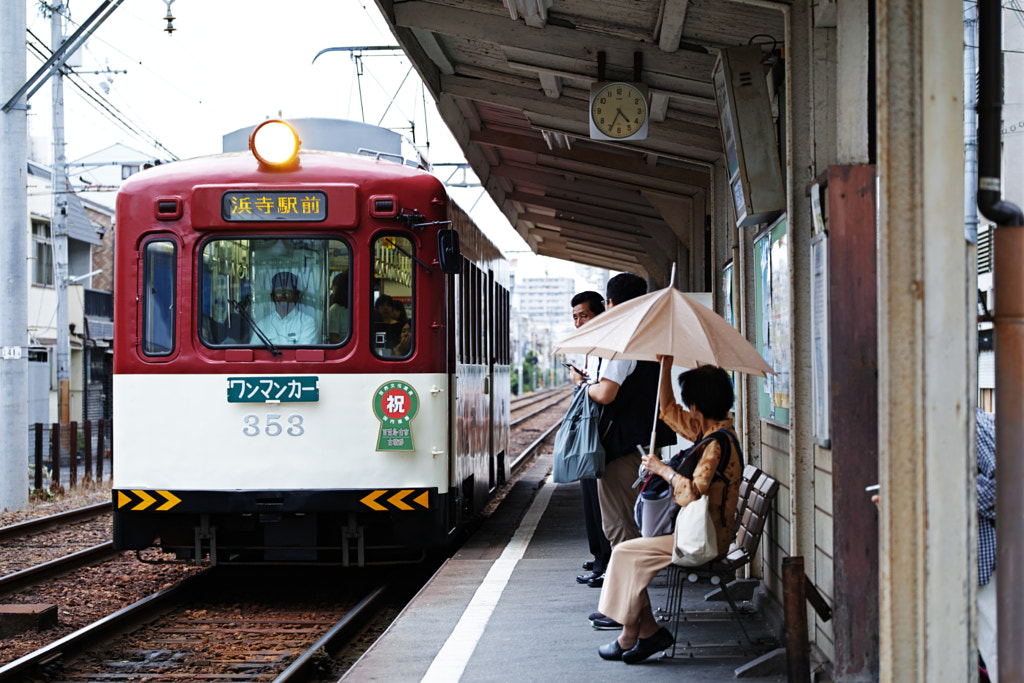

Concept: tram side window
[[142, 240, 176, 356], [198, 237, 350, 348], [371, 235, 414, 359]]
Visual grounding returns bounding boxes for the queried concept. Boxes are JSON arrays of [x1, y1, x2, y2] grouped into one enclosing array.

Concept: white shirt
[[252, 307, 317, 345], [585, 356, 637, 385], [328, 303, 349, 341]]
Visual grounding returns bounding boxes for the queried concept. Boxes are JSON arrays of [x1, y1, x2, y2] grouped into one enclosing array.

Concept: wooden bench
[[661, 464, 780, 656]]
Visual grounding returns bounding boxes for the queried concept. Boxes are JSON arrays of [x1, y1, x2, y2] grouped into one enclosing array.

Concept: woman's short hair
[[678, 365, 734, 420]]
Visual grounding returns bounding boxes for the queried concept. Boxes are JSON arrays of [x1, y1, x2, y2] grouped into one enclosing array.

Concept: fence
[[30, 419, 113, 491]]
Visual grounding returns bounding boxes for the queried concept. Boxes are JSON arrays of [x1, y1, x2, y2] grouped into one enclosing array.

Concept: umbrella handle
[[648, 356, 669, 457]]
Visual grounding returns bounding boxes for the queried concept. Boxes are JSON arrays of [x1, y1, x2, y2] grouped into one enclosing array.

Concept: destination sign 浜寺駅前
[[222, 191, 327, 222]]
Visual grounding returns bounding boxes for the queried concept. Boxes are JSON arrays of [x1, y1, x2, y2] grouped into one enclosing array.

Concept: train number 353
[[242, 414, 305, 437]]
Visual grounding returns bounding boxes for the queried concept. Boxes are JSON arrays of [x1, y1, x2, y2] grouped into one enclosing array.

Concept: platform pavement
[[341, 453, 787, 683]]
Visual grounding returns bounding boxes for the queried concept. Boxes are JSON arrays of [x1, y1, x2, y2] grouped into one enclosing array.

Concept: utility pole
[[51, 3, 72, 426], [0, 0, 125, 512], [965, 0, 979, 244], [0, 1, 30, 510]]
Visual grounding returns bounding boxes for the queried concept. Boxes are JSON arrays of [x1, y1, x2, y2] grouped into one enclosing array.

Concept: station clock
[[589, 81, 649, 141]]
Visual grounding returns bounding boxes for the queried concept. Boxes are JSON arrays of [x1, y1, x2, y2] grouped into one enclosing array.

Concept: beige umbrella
[[554, 284, 775, 377], [554, 281, 773, 457]]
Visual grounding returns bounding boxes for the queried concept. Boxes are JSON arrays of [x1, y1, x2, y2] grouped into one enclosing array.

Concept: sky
[[22, 0, 588, 281]]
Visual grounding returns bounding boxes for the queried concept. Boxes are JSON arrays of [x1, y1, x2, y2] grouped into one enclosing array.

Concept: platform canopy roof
[[373, 0, 787, 282]]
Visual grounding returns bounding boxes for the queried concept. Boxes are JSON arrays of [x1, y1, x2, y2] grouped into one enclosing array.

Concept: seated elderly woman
[[596, 357, 743, 664]]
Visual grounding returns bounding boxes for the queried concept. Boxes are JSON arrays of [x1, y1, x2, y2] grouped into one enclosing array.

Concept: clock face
[[590, 82, 648, 140]]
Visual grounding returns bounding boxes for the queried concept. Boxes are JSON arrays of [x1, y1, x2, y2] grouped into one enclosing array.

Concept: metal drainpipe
[[978, 1, 1024, 680]]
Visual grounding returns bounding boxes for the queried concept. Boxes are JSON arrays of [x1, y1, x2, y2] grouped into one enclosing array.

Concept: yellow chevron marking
[[117, 491, 132, 509], [156, 490, 181, 511], [360, 490, 387, 511], [413, 491, 430, 509], [132, 490, 156, 511], [388, 489, 414, 511]]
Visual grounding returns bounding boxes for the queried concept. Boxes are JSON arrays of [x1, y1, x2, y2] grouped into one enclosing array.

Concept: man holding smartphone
[[571, 274, 675, 630], [567, 291, 610, 587]]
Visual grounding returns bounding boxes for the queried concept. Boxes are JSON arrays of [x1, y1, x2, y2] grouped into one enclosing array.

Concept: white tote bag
[[671, 495, 718, 567]]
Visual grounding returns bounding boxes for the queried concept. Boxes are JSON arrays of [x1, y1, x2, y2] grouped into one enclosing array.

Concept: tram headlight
[[249, 119, 301, 167]]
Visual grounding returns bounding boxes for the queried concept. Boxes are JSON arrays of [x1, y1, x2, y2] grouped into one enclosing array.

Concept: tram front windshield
[[199, 237, 351, 347]]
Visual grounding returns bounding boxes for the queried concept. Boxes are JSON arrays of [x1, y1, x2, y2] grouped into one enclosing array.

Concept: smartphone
[[562, 361, 583, 375]]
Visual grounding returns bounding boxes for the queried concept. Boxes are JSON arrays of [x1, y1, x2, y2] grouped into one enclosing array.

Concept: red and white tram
[[112, 119, 510, 565]]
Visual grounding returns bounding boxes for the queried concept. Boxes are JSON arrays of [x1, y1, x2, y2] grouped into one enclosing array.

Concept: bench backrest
[[734, 464, 762, 521], [734, 472, 780, 560]]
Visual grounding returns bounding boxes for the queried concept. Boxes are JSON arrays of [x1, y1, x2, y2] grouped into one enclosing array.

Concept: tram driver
[[251, 271, 318, 346]]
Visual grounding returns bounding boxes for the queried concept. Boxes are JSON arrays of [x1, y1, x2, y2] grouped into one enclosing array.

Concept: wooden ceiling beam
[[533, 155, 703, 196], [522, 113, 719, 164], [441, 74, 721, 157], [392, 0, 717, 83], [519, 213, 646, 247], [527, 228, 644, 268], [470, 129, 709, 190], [657, 0, 691, 53], [507, 191, 665, 233], [504, 58, 718, 118], [490, 163, 650, 206], [497, 158, 702, 198]]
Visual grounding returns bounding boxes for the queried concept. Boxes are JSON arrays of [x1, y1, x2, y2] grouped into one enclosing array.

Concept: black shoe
[[582, 560, 595, 571], [621, 627, 675, 664], [598, 638, 631, 661], [587, 573, 605, 588], [588, 611, 604, 621], [577, 571, 602, 584], [591, 615, 622, 630]]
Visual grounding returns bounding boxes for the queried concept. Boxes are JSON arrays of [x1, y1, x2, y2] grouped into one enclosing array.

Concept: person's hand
[[871, 494, 879, 509], [640, 451, 667, 477], [570, 367, 585, 386], [395, 323, 412, 354]]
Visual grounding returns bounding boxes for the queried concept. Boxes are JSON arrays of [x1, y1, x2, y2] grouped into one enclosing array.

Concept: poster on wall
[[722, 262, 736, 386], [722, 262, 734, 327], [810, 233, 831, 446], [754, 215, 791, 425], [769, 234, 791, 409]]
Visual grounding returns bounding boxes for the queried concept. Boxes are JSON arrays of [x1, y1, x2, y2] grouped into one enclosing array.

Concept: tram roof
[[372, 0, 787, 282]]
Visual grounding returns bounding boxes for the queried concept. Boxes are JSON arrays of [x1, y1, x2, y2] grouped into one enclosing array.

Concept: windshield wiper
[[383, 237, 433, 273], [229, 298, 281, 356]]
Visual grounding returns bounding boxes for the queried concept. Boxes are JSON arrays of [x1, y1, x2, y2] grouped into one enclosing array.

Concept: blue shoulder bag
[[552, 385, 606, 483]]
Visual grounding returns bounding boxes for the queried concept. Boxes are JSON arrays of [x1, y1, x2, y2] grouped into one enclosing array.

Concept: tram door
[[486, 269, 495, 491]]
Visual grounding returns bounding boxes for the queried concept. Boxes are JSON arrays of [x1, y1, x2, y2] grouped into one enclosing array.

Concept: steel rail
[[511, 392, 572, 428], [0, 502, 109, 543], [0, 569, 214, 682], [510, 385, 568, 411], [0, 542, 117, 595], [510, 417, 562, 473], [274, 583, 390, 682]]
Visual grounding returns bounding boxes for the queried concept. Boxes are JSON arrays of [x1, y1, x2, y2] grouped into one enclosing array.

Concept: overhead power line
[[26, 29, 178, 160]]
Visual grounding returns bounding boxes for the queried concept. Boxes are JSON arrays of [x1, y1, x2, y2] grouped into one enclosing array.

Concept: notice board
[[753, 214, 790, 424]]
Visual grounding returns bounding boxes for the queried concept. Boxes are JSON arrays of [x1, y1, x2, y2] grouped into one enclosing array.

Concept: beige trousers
[[597, 452, 643, 546], [597, 533, 674, 626]]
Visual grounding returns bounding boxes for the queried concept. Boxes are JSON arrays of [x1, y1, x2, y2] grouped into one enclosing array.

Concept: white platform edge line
[[420, 475, 556, 682]]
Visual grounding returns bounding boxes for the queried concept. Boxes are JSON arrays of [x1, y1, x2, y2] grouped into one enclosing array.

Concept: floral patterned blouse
[[659, 401, 743, 558]]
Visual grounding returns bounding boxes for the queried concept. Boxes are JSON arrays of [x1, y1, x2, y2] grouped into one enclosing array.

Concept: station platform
[[342, 453, 787, 683]]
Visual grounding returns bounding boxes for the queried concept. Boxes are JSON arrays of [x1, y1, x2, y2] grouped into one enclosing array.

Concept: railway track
[[0, 502, 115, 590], [0, 503, 109, 544], [511, 389, 572, 429], [506, 386, 569, 478], [0, 391, 571, 680], [510, 385, 569, 413], [0, 568, 392, 683]]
